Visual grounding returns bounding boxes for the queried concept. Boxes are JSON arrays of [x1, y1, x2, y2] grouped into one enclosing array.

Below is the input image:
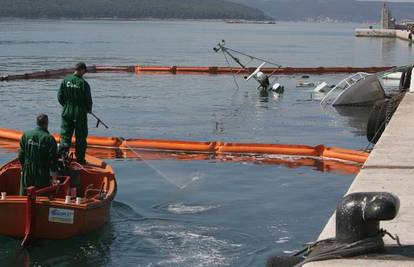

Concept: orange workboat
[[0, 154, 116, 245]]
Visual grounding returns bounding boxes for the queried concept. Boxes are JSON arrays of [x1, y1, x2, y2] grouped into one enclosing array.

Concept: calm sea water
[[0, 20, 411, 267]]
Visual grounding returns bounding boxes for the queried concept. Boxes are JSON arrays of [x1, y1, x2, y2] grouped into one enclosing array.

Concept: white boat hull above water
[[321, 73, 385, 106], [333, 74, 385, 106], [313, 82, 330, 93]]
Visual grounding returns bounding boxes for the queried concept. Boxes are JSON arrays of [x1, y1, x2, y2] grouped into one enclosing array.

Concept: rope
[[364, 117, 387, 151], [223, 46, 283, 68], [222, 50, 240, 91], [85, 119, 184, 188], [119, 138, 183, 188], [383, 229, 402, 247], [364, 93, 404, 151], [293, 229, 401, 267]]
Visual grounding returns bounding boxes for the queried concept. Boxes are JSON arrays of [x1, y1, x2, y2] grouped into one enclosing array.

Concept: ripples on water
[[0, 20, 411, 266]]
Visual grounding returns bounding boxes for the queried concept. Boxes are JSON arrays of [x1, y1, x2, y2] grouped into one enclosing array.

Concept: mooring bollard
[[336, 192, 400, 244], [266, 192, 400, 267]]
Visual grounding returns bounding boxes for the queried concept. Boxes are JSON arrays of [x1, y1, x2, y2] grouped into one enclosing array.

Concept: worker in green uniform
[[18, 114, 58, 195], [58, 62, 92, 164]]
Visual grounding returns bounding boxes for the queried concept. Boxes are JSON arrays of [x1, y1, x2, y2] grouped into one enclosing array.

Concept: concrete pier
[[355, 28, 413, 42], [305, 92, 414, 266], [355, 28, 396, 38]]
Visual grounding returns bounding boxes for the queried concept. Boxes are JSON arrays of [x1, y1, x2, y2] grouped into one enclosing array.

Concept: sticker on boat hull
[[48, 208, 74, 224]]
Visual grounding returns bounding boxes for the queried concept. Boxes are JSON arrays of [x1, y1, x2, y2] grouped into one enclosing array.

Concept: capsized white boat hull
[[332, 75, 385, 106]]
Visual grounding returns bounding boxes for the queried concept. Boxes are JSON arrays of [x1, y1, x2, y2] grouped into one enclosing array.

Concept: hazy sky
[[360, 0, 414, 2]]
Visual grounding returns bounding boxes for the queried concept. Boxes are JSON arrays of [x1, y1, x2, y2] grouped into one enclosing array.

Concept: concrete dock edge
[[305, 92, 414, 266]]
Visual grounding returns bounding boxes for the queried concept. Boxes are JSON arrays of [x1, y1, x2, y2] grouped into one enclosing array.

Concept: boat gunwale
[[0, 155, 117, 210]]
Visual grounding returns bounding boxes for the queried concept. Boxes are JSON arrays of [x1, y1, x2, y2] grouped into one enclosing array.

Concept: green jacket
[[18, 127, 58, 193], [58, 74, 93, 120]]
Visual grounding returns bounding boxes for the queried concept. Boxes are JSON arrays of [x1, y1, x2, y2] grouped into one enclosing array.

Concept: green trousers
[[60, 116, 88, 163]]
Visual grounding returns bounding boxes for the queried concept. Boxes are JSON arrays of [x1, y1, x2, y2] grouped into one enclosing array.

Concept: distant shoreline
[[0, 17, 271, 22], [0, 17, 376, 24]]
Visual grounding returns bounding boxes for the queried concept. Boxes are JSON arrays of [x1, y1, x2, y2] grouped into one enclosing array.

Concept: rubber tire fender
[[366, 99, 388, 144]]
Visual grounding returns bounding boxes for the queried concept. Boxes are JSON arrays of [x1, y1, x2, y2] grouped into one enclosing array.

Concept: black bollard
[[336, 192, 400, 244], [266, 192, 400, 266]]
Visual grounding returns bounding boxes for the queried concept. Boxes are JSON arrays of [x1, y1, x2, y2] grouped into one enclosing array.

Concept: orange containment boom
[[0, 138, 362, 175], [0, 65, 394, 81], [0, 128, 369, 165]]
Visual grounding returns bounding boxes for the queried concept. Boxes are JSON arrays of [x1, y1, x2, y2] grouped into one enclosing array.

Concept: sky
[[359, 0, 414, 2]]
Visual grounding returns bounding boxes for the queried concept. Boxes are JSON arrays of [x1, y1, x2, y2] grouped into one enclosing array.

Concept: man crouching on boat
[[18, 114, 58, 195]]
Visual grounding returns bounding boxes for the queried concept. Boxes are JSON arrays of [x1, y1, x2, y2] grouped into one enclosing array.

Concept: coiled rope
[[292, 229, 401, 267]]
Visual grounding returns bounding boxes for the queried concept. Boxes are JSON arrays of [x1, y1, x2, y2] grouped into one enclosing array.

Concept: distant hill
[[0, 0, 271, 20], [230, 0, 414, 22]]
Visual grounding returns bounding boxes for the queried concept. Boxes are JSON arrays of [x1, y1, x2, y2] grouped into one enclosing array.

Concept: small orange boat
[[0, 154, 116, 245]]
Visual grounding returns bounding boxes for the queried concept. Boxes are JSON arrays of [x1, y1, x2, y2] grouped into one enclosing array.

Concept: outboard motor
[[266, 192, 400, 267], [57, 143, 71, 171]]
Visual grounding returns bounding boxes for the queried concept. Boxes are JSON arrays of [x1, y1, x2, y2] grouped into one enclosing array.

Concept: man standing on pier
[[58, 62, 93, 164], [18, 114, 58, 195]]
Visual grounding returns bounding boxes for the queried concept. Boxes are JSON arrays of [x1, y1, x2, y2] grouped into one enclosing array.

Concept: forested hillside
[[0, 0, 271, 20]]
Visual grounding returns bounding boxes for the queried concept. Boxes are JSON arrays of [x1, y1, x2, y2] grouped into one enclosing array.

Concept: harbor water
[[0, 20, 412, 266]]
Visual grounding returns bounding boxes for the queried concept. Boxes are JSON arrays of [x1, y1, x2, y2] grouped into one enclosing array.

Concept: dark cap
[[75, 62, 87, 72]]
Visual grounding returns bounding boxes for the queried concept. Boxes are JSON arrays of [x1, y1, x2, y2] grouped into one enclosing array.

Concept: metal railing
[[320, 72, 370, 107]]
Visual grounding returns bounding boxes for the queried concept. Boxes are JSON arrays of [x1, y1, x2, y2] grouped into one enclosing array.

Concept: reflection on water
[[332, 106, 372, 136], [0, 222, 114, 267], [380, 37, 413, 65], [381, 38, 397, 65], [0, 201, 257, 267]]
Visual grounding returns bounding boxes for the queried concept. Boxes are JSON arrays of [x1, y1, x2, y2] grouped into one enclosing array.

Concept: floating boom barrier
[[0, 65, 395, 81], [0, 138, 362, 175], [0, 128, 369, 165]]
